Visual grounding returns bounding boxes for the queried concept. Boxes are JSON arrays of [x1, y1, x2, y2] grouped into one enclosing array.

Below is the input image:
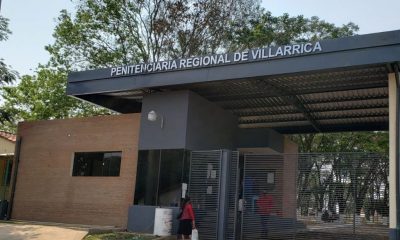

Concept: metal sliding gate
[[189, 152, 388, 240], [242, 153, 296, 239], [242, 153, 389, 240], [188, 150, 239, 240]]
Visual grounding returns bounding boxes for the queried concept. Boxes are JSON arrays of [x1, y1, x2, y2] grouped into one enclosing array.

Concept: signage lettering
[[110, 42, 322, 77]]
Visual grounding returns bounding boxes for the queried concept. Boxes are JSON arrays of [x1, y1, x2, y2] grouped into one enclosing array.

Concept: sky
[[0, 0, 399, 76]]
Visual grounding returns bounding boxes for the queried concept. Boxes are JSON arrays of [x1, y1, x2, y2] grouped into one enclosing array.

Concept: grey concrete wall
[[235, 128, 284, 153], [139, 90, 287, 152], [139, 91, 189, 150], [186, 92, 238, 150], [139, 90, 238, 151]]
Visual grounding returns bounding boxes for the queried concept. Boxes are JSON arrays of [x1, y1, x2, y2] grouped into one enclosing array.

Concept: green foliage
[[3, 0, 261, 130], [0, 15, 18, 123], [227, 12, 359, 50], [291, 132, 388, 154], [0, 15, 11, 42], [293, 132, 389, 217], [0, 68, 109, 132], [46, 1, 359, 70], [0, 15, 17, 84], [46, 0, 262, 70]]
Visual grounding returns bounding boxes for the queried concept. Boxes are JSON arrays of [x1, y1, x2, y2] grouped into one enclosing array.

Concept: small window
[[72, 151, 122, 176]]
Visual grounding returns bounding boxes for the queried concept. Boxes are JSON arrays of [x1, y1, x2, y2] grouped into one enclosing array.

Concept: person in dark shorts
[[177, 196, 196, 240]]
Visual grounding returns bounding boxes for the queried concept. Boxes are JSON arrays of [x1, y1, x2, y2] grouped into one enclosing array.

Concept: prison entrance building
[[8, 30, 400, 239]]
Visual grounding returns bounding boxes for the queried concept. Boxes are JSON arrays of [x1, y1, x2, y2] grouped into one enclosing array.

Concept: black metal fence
[[242, 153, 296, 239], [189, 150, 222, 240], [242, 153, 389, 240], [188, 150, 240, 240], [187, 151, 389, 239]]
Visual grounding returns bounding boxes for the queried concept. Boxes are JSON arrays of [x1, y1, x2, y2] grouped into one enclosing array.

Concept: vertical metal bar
[[353, 162, 356, 235], [241, 154, 246, 240], [217, 150, 229, 240], [216, 149, 222, 236], [233, 152, 240, 240]]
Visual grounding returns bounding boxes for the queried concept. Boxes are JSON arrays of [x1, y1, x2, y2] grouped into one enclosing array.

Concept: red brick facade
[[11, 114, 140, 227]]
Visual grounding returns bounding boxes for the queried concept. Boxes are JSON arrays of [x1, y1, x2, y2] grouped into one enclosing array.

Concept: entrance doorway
[[189, 151, 389, 240]]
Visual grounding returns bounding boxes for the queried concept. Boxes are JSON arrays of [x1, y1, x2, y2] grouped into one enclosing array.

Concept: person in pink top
[[177, 196, 196, 240]]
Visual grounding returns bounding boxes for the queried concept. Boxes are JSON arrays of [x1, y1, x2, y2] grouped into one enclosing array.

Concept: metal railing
[[188, 150, 240, 240]]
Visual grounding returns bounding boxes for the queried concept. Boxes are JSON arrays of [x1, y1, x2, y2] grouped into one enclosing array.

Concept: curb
[[154, 237, 176, 240]]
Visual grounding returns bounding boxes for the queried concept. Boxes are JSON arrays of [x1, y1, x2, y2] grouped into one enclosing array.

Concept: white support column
[[389, 72, 398, 236]]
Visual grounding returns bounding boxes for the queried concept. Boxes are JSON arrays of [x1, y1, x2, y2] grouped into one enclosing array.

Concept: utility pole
[[0, 0, 2, 13]]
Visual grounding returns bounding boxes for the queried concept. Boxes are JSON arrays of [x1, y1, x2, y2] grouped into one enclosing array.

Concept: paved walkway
[[0, 222, 88, 240]]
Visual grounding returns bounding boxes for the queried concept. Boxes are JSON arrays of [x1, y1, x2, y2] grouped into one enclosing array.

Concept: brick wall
[[11, 114, 140, 227]]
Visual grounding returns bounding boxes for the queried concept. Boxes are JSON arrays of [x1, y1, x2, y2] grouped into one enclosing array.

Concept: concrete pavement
[[0, 222, 88, 240]]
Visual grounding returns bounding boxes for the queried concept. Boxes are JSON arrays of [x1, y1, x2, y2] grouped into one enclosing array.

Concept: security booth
[[8, 30, 400, 239]]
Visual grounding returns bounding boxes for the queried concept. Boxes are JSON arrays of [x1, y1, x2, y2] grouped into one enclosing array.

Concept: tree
[[3, 1, 361, 132], [0, 67, 109, 132], [46, 1, 360, 71], [2, 0, 262, 131], [0, 15, 17, 84], [292, 132, 388, 154], [227, 12, 359, 51], [0, 15, 18, 123], [46, 0, 262, 71], [293, 132, 389, 217]]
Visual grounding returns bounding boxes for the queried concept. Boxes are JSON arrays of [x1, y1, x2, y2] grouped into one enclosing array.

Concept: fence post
[[217, 150, 231, 240]]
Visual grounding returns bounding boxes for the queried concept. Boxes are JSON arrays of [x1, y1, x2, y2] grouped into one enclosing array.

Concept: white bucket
[[153, 208, 173, 236]]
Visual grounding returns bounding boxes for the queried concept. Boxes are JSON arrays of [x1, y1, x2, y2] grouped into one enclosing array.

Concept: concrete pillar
[[389, 72, 399, 239]]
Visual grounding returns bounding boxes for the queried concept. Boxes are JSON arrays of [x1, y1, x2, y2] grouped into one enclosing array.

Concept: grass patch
[[84, 232, 157, 240]]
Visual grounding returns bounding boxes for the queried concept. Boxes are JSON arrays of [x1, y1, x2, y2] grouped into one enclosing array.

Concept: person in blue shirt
[[243, 176, 256, 210]]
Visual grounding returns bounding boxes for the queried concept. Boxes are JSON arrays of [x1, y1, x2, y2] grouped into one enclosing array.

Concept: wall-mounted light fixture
[[147, 110, 164, 128]]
